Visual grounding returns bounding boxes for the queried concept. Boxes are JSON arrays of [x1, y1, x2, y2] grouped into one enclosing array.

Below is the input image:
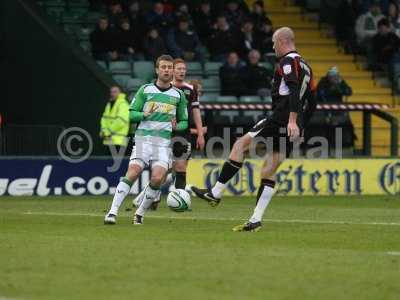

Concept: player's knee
[[126, 164, 141, 182], [173, 161, 187, 173], [150, 173, 164, 186]]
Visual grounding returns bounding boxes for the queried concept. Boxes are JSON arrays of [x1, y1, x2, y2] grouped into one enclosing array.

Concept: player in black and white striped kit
[[192, 27, 317, 232]]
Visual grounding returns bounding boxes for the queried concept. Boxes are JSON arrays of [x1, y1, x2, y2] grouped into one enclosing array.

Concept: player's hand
[[143, 103, 157, 118], [196, 134, 205, 151], [171, 118, 177, 131], [287, 121, 300, 141]]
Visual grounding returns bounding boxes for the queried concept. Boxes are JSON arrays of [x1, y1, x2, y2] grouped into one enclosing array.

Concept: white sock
[[133, 184, 147, 207], [211, 181, 226, 198], [136, 185, 161, 216], [249, 185, 275, 223], [109, 181, 131, 215]]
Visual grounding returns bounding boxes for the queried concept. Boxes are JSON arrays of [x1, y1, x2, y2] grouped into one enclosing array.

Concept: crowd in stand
[[89, 0, 275, 97], [325, 0, 400, 73], [90, 0, 274, 63]]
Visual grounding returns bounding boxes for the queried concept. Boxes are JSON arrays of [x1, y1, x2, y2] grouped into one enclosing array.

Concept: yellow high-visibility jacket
[[100, 93, 129, 146]]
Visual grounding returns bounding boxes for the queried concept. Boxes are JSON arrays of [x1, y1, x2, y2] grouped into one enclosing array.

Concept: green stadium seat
[[201, 78, 220, 93], [260, 62, 274, 72], [79, 41, 91, 53], [204, 62, 222, 77], [217, 96, 238, 103], [133, 61, 155, 82], [239, 95, 262, 103], [263, 96, 272, 103], [96, 61, 107, 70], [109, 61, 132, 75], [126, 78, 146, 92], [113, 75, 130, 89], [199, 94, 218, 102], [61, 10, 85, 23], [186, 62, 203, 77]]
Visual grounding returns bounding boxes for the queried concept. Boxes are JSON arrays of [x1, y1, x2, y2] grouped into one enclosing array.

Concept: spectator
[[143, 28, 168, 61], [90, 17, 115, 60], [167, 18, 204, 62], [208, 16, 240, 61], [108, 1, 125, 28], [317, 67, 352, 103], [388, 1, 400, 36], [127, 0, 146, 38], [242, 50, 273, 96], [145, 1, 174, 36], [219, 52, 246, 97], [100, 86, 129, 156], [254, 20, 274, 56], [335, 0, 359, 53], [115, 18, 143, 60], [249, 0, 271, 30], [193, 1, 215, 46], [355, 1, 385, 48], [223, 0, 247, 30], [370, 18, 400, 68], [316, 67, 356, 149], [174, 3, 194, 26], [238, 19, 257, 58]]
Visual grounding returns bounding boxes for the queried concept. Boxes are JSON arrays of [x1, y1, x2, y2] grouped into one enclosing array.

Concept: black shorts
[[171, 136, 192, 160], [248, 118, 303, 157]]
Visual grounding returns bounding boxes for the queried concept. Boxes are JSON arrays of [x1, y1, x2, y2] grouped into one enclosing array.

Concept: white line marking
[[387, 251, 400, 256], [21, 211, 400, 226]]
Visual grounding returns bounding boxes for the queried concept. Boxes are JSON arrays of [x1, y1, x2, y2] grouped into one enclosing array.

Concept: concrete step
[[348, 94, 393, 104]]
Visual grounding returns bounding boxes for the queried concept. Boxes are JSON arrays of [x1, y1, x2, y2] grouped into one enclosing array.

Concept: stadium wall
[[1, 0, 114, 155], [0, 158, 399, 196]]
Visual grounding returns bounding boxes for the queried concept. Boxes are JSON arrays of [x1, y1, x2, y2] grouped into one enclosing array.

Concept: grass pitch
[[1, 195, 400, 300]]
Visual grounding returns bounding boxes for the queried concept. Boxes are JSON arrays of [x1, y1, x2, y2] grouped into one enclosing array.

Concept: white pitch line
[[387, 251, 400, 256], [21, 211, 400, 227]]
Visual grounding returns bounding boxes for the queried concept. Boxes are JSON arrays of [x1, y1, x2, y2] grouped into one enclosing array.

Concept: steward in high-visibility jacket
[[100, 90, 129, 147]]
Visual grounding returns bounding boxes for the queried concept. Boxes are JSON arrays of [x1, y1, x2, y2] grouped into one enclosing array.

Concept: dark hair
[[156, 54, 174, 67], [378, 18, 390, 28]]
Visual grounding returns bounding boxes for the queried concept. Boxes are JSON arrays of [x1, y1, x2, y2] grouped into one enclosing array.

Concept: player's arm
[[281, 57, 301, 138], [191, 86, 205, 150], [175, 90, 188, 131], [129, 85, 150, 122]]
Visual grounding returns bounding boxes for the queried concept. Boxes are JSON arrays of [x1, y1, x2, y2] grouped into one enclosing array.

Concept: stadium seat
[[126, 78, 146, 92], [43, 0, 65, 8], [239, 95, 262, 103], [96, 61, 107, 70], [109, 61, 132, 75], [79, 41, 91, 53], [260, 62, 274, 72], [199, 94, 218, 102], [133, 61, 155, 82], [186, 62, 203, 77], [61, 10, 85, 23], [113, 75, 130, 89], [262, 96, 273, 103], [201, 78, 220, 93], [204, 62, 222, 77], [216, 96, 238, 103]]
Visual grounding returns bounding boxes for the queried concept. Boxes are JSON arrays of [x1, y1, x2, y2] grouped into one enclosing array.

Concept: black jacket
[[242, 63, 273, 94]]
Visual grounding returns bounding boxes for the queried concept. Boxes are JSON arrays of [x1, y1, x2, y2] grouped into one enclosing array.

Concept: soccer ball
[[167, 189, 191, 212]]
